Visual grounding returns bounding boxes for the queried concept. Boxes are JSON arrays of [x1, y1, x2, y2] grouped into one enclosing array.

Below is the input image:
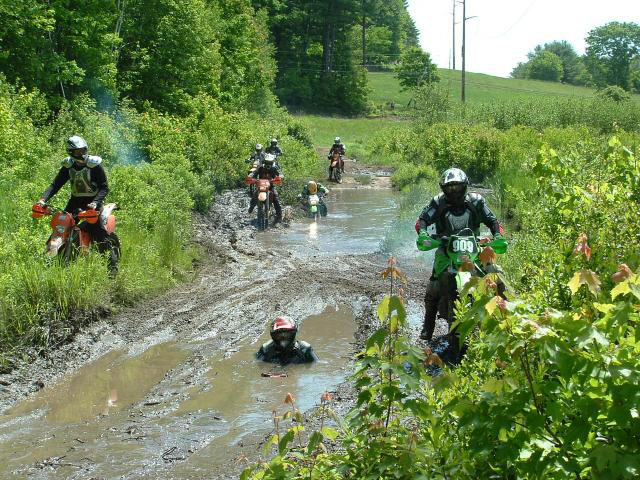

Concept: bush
[[597, 85, 632, 103]]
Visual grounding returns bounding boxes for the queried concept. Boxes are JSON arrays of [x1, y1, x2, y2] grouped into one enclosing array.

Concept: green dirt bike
[[417, 227, 507, 363], [299, 193, 328, 220]]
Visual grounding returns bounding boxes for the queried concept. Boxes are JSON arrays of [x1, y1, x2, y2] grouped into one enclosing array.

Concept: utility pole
[[452, 0, 456, 70], [462, 0, 466, 102]]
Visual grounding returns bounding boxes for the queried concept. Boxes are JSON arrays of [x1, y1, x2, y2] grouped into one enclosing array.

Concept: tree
[[542, 41, 583, 84], [395, 47, 439, 91], [528, 51, 563, 82], [586, 21, 640, 90]]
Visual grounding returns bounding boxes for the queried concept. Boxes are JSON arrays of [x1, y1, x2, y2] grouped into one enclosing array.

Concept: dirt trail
[[0, 162, 434, 479]]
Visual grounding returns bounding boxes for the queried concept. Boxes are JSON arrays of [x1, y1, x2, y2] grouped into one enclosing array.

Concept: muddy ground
[[0, 160, 443, 479]]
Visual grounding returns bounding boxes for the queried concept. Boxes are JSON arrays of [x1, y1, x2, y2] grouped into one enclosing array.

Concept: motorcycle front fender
[[311, 205, 318, 213], [258, 192, 267, 202], [46, 236, 64, 257]]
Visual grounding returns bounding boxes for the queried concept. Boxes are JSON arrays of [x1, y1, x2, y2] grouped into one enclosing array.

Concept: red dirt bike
[[245, 176, 282, 230], [32, 203, 121, 265], [328, 151, 344, 184]]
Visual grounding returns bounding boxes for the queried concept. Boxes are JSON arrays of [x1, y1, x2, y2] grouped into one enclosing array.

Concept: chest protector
[[435, 195, 481, 236], [64, 156, 102, 197]]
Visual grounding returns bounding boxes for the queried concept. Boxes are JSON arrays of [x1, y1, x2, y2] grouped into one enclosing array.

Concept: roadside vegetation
[[247, 103, 640, 480], [0, 1, 322, 370]]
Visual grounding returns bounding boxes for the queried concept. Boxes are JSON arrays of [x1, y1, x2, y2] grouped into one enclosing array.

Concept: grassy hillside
[[369, 69, 639, 111], [293, 114, 401, 157]]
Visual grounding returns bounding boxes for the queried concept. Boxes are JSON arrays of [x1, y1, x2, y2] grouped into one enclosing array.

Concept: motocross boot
[[420, 291, 439, 340]]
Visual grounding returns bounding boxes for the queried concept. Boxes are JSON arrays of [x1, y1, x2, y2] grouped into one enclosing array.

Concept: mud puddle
[[0, 185, 432, 479], [167, 305, 356, 477]]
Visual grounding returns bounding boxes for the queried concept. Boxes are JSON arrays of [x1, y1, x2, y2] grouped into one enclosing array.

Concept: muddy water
[[0, 343, 187, 478], [0, 187, 414, 479], [168, 306, 356, 477], [266, 188, 399, 257]]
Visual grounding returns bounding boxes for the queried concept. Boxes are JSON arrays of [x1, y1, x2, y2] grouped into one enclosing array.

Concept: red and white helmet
[[270, 317, 297, 351]]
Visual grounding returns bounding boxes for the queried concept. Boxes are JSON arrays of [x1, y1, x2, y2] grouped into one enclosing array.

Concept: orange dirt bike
[[329, 151, 343, 183], [245, 176, 282, 230], [32, 203, 121, 265]]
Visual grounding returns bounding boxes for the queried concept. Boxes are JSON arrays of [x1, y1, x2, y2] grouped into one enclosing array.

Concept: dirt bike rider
[[298, 181, 329, 215], [36, 136, 118, 273], [416, 168, 505, 341], [328, 137, 346, 174], [265, 138, 283, 158], [248, 153, 283, 222], [255, 317, 318, 364]]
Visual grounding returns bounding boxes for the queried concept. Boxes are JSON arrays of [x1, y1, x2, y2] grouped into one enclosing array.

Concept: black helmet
[[67, 135, 88, 161], [440, 168, 469, 205], [270, 138, 278, 146], [270, 317, 297, 351], [334, 137, 341, 145]]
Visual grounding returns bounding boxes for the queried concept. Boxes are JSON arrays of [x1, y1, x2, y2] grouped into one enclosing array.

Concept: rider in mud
[[248, 153, 283, 223], [265, 138, 283, 158], [299, 181, 329, 215], [255, 317, 318, 364], [416, 167, 505, 341], [328, 137, 346, 171], [36, 135, 118, 273]]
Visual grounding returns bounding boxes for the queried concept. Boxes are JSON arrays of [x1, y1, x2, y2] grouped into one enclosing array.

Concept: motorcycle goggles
[[70, 148, 88, 160], [272, 329, 296, 342], [442, 183, 466, 195]]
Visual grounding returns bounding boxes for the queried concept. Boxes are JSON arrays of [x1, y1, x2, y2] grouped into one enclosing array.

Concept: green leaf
[[278, 429, 294, 454], [307, 431, 323, 454], [498, 428, 508, 442], [377, 296, 390, 323], [263, 434, 279, 456], [321, 427, 339, 441]]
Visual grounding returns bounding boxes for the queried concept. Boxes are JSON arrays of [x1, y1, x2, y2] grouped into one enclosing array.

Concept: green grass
[[293, 114, 402, 159], [368, 70, 640, 112]]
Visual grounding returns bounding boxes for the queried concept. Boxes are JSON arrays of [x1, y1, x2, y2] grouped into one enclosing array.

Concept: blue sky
[[407, 0, 640, 77]]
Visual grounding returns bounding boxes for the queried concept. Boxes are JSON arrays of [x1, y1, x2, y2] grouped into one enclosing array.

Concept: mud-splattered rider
[[37, 135, 118, 273], [248, 153, 283, 223], [255, 317, 318, 364], [416, 168, 505, 341]]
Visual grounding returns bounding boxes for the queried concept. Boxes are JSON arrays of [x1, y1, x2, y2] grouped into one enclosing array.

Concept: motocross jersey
[[42, 156, 109, 206], [265, 145, 282, 156], [255, 340, 318, 364], [329, 144, 346, 156], [418, 192, 500, 237], [252, 163, 281, 181]]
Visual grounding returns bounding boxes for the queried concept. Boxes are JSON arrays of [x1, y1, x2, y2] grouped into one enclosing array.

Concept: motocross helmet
[[334, 137, 341, 145], [255, 144, 264, 153], [263, 153, 276, 168], [307, 181, 318, 194], [270, 317, 297, 351], [271, 138, 278, 146], [67, 135, 88, 162], [440, 168, 469, 206]]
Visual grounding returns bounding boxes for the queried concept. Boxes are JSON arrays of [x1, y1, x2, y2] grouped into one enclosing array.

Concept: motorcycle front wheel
[[257, 202, 266, 230]]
